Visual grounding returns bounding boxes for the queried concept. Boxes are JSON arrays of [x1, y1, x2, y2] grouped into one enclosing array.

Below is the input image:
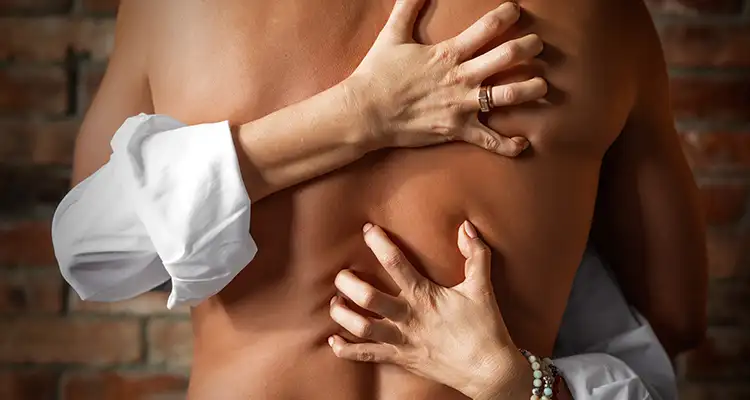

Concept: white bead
[[541, 397, 550, 400], [528, 355, 538, 363], [531, 361, 541, 370], [531, 396, 540, 400], [533, 379, 543, 388]]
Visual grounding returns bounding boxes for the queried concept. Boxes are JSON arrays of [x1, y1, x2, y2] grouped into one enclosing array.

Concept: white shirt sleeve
[[552, 246, 678, 400], [554, 353, 652, 400], [555, 310, 677, 400], [52, 114, 257, 309]]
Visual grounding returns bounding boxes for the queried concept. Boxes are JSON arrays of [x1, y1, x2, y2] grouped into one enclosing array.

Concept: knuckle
[[381, 252, 406, 269], [482, 135, 501, 151], [528, 33, 543, 47], [472, 242, 492, 260], [432, 116, 461, 137], [357, 320, 374, 338], [433, 45, 458, 65], [501, 85, 516, 103], [444, 68, 466, 86], [474, 240, 491, 254], [480, 14, 501, 32], [357, 351, 375, 362], [500, 42, 520, 62], [410, 283, 435, 307], [360, 289, 377, 309]]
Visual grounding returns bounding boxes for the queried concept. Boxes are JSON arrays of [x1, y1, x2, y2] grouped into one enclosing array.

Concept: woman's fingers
[[329, 296, 404, 344], [457, 221, 493, 290], [491, 77, 548, 107], [382, 0, 428, 42], [458, 121, 529, 156], [460, 34, 544, 82], [462, 77, 547, 110], [328, 335, 399, 363], [446, 2, 521, 60], [363, 224, 426, 294], [335, 269, 408, 321]]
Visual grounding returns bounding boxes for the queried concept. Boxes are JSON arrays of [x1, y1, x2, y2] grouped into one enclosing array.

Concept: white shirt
[[52, 114, 256, 309], [52, 114, 675, 399]]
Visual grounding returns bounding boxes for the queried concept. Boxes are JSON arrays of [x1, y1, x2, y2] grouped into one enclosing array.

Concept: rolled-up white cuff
[[54, 114, 257, 308]]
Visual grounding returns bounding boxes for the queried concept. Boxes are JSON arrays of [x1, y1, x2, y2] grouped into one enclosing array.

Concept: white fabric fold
[[52, 114, 257, 308]]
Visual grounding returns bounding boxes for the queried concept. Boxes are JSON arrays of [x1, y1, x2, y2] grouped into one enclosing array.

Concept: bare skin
[[72, 0, 706, 399]]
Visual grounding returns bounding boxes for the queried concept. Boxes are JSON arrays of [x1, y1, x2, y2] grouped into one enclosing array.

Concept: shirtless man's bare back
[[72, 0, 706, 399]]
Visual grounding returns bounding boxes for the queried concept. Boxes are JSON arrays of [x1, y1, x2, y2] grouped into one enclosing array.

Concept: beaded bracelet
[[519, 349, 560, 400]]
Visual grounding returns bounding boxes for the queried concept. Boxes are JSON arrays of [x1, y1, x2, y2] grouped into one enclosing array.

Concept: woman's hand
[[327, 221, 533, 399], [346, 0, 547, 157]]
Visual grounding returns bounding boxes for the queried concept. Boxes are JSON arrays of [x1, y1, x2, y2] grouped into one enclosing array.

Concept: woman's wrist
[[467, 347, 534, 400], [340, 74, 391, 152]]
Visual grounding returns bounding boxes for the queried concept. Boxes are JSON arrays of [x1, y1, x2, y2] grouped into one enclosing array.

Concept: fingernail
[[363, 223, 374, 233], [464, 221, 478, 238], [330, 296, 337, 306], [328, 336, 334, 347]]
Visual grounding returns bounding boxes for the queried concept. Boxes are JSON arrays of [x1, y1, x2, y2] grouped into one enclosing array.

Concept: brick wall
[[0, 0, 748, 399]]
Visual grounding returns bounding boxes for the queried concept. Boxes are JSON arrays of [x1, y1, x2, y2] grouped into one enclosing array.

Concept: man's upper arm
[[590, 8, 708, 356], [72, 0, 154, 186]]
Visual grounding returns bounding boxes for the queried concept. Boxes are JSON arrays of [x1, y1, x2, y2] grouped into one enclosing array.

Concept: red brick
[[146, 319, 192, 369], [0, 220, 57, 267], [645, 0, 745, 14], [69, 291, 190, 316], [0, 164, 72, 213], [706, 227, 750, 278], [81, 0, 119, 15], [0, 66, 67, 116], [79, 63, 105, 113], [0, 0, 71, 14], [680, 131, 750, 171], [63, 371, 187, 400], [72, 18, 116, 60], [0, 18, 115, 62], [0, 119, 79, 164], [0, 317, 141, 364], [670, 76, 750, 121], [0, 370, 59, 400], [707, 280, 750, 326], [659, 23, 750, 68], [698, 183, 748, 225], [681, 326, 750, 379], [0, 269, 62, 313], [0, 17, 68, 61], [679, 383, 750, 400]]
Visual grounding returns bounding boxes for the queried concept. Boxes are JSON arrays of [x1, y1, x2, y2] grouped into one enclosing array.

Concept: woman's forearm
[[232, 80, 375, 202], [229, 0, 546, 202]]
